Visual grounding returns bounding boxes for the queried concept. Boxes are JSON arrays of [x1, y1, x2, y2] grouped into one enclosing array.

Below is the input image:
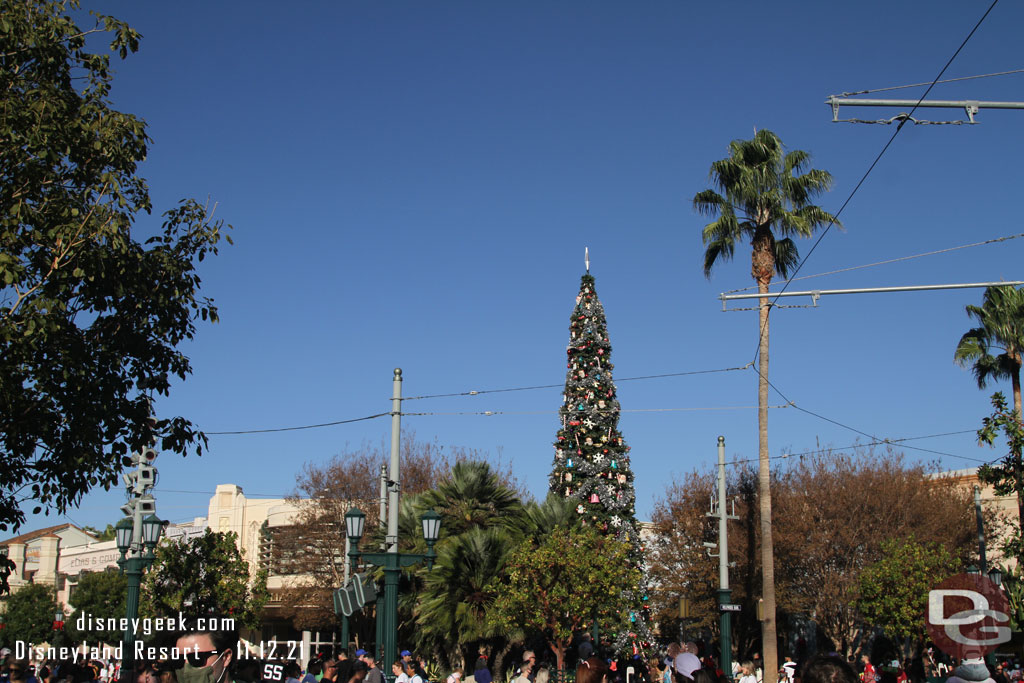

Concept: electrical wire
[[403, 403, 790, 417], [403, 362, 753, 401], [748, 364, 990, 465], [728, 428, 979, 465], [750, 0, 1000, 363], [722, 232, 1024, 295], [206, 412, 389, 435], [838, 67, 1024, 97]]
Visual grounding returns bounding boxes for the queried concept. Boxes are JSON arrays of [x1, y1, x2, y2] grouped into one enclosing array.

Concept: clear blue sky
[[25, 0, 1024, 533]]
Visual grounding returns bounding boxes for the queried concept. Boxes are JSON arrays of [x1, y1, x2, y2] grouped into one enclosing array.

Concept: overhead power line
[[722, 232, 1024, 295], [837, 67, 1024, 97], [206, 412, 389, 436], [750, 0, 999, 363], [403, 362, 752, 401], [748, 365, 989, 465], [728, 429, 980, 466]]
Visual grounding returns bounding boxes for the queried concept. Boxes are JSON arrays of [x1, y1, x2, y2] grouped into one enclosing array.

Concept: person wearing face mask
[[174, 623, 238, 683]]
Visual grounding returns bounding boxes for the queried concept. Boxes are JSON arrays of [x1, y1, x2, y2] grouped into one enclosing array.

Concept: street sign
[[719, 604, 742, 612], [353, 572, 378, 605]]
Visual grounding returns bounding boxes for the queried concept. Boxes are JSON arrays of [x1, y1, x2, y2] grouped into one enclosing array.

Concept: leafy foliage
[[858, 537, 959, 645], [955, 286, 1024, 399], [0, 0, 230, 541], [140, 529, 267, 630], [488, 525, 641, 672], [275, 436, 503, 630], [67, 570, 127, 645], [995, 564, 1024, 631], [648, 448, 985, 657], [978, 392, 1024, 557], [694, 129, 839, 285], [0, 582, 60, 648]]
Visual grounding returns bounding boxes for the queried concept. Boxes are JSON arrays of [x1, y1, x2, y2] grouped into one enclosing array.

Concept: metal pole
[[716, 436, 733, 678], [383, 368, 403, 671], [974, 485, 987, 575], [379, 465, 388, 549], [342, 534, 351, 652], [826, 96, 1024, 109]]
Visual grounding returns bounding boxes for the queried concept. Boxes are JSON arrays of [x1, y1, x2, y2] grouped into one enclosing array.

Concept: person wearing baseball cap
[[673, 652, 701, 682], [359, 652, 383, 683]]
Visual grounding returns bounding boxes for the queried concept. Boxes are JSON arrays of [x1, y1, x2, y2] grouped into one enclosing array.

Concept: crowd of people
[[0, 629, 1013, 683]]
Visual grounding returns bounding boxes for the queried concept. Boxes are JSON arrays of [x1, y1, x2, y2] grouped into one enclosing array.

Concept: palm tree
[[955, 285, 1024, 524], [413, 528, 518, 668], [414, 460, 528, 537], [694, 129, 839, 683]]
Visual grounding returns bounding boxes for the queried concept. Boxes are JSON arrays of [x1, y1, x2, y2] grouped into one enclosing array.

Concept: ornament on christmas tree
[[589, 493, 600, 503], [565, 473, 572, 482], [576, 504, 585, 513]]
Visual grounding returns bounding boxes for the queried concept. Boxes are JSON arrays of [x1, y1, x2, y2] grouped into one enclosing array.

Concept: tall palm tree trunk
[[757, 287, 778, 683], [1013, 370, 1023, 529], [751, 226, 778, 683]]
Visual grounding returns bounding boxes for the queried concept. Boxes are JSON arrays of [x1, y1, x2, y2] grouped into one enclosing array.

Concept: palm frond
[[773, 238, 800, 279]]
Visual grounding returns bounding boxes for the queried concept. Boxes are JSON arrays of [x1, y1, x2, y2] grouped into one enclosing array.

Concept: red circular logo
[[927, 573, 1010, 659]]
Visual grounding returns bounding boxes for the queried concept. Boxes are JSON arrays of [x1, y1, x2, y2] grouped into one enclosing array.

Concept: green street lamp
[[116, 513, 165, 679], [345, 506, 441, 669], [989, 566, 1004, 587]]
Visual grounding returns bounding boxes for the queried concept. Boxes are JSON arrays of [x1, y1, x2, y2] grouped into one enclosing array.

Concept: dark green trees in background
[[0, 582, 61, 649], [548, 272, 654, 656], [140, 528, 267, 630], [0, 0, 230, 546], [67, 570, 127, 645]]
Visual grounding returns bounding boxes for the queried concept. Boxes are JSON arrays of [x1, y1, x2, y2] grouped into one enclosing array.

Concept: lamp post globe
[[345, 507, 366, 544], [988, 566, 1004, 587], [420, 509, 441, 544], [142, 514, 164, 549], [115, 517, 133, 555]]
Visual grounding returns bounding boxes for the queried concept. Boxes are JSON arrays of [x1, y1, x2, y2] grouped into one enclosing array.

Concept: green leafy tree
[[694, 129, 839, 679], [488, 525, 640, 673], [956, 286, 1024, 528], [978, 392, 1024, 557], [548, 272, 653, 655], [858, 537, 959, 650], [995, 564, 1024, 631], [140, 529, 267, 630], [0, 583, 60, 648], [67, 570, 127, 645], [0, 0, 231, 547]]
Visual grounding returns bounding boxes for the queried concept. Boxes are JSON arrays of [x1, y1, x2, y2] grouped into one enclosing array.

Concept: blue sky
[[24, 0, 1024, 533]]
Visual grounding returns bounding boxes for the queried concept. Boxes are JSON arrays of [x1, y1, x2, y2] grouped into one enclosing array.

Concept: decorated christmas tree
[[549, 268, 654, 657]]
